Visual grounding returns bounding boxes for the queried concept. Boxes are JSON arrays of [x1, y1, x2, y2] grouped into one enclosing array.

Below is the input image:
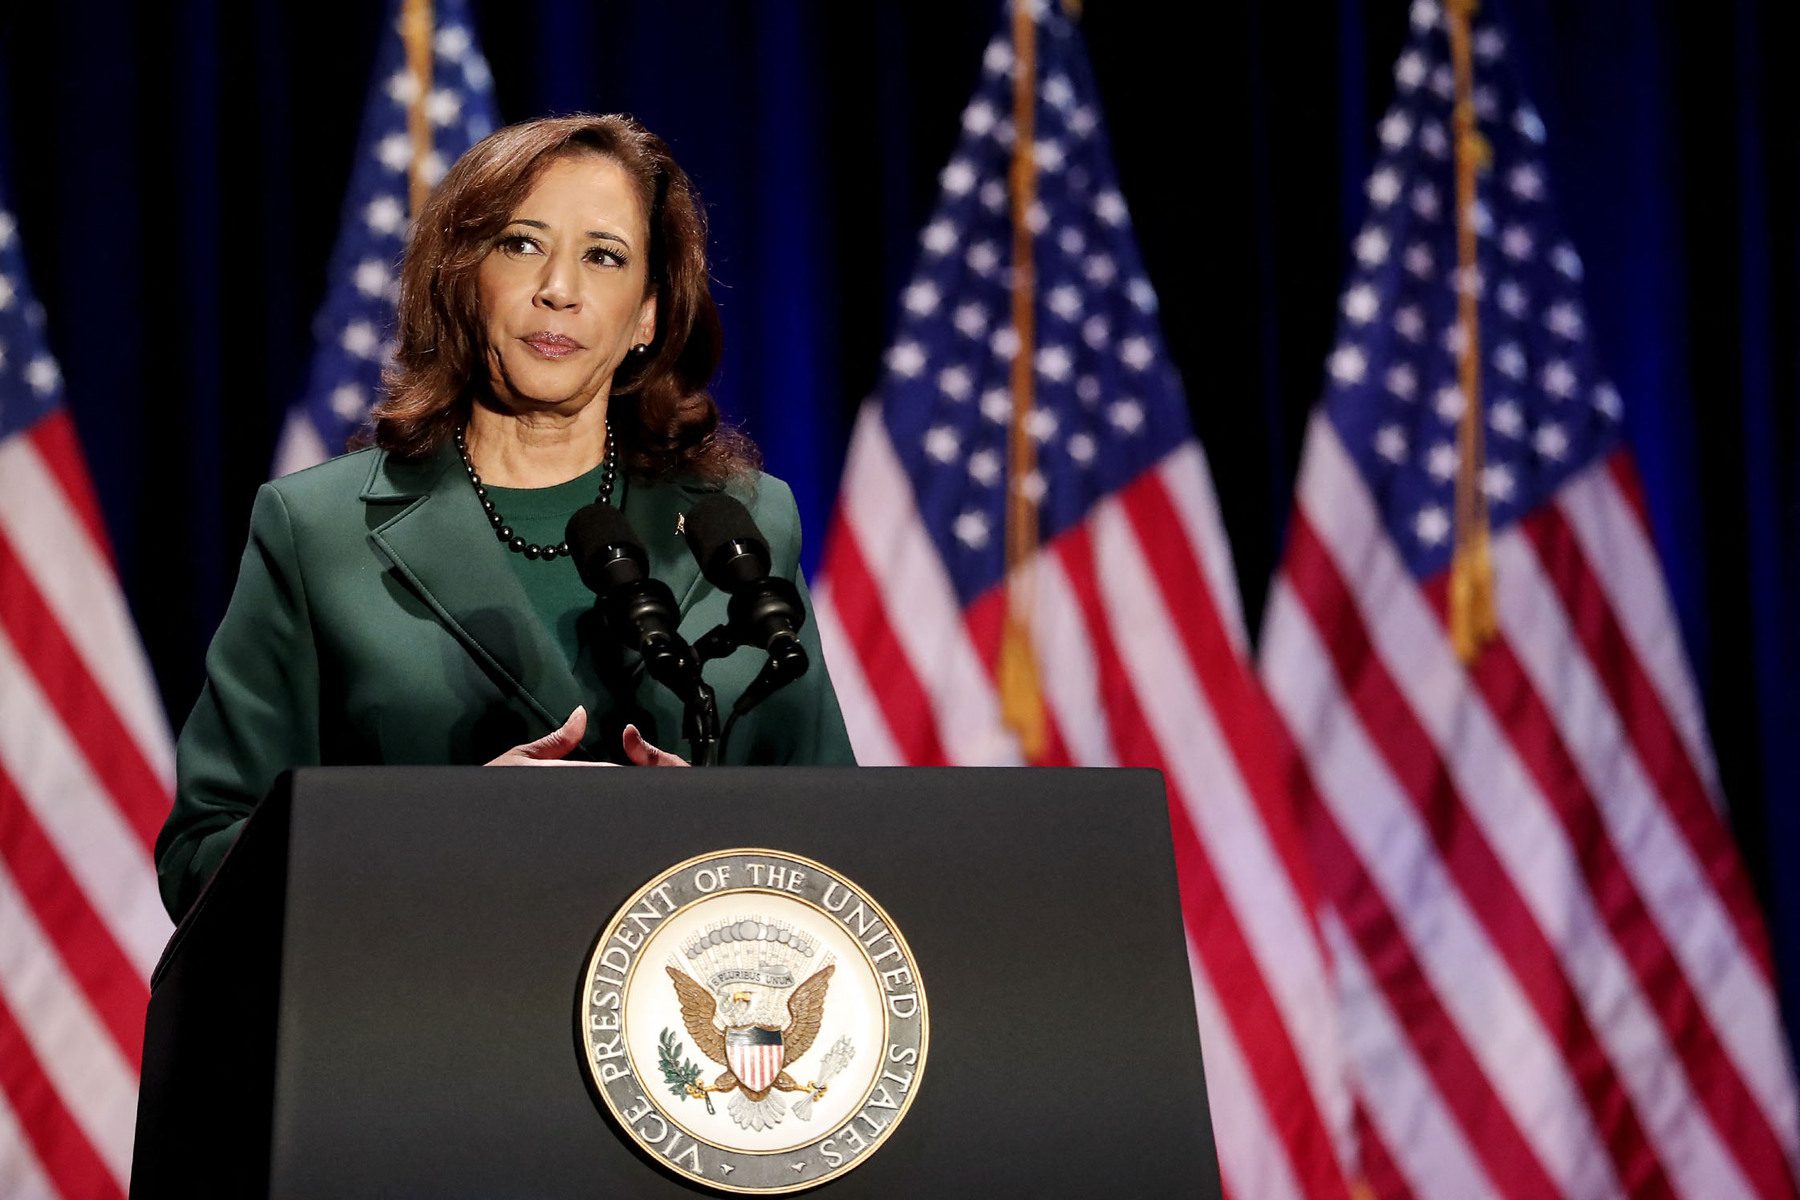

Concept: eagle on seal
[[666, 962, 835, 1132]]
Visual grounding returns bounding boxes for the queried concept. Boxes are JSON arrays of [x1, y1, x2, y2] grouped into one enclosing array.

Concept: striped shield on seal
[[726, 1027, 784, 1094]]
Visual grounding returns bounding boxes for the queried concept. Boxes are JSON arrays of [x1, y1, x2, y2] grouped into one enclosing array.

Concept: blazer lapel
[[360, 446, 585, 734], [618, 473, 710, 617]]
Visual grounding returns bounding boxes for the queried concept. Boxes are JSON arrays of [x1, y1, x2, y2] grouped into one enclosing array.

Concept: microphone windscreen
[[565, 503, 648, 594], [683, 495, 770, 588]]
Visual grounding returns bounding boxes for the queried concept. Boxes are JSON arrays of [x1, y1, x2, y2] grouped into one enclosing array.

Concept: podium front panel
[[138, 767, 1221, 1198]]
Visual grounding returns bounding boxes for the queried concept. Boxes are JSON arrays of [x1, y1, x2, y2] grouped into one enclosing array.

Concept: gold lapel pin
[[676, 512, 686, 536]]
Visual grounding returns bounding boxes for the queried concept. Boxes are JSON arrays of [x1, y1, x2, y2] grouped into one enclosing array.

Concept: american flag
[[1259, 3, 1800, 1197], [814, 2, 1355, 1195], [0, 187, 174, 1193], [272, 0, 497, 476]]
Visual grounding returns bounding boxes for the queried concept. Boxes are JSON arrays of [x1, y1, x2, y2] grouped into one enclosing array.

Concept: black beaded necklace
[[455, 419, 617, 562]]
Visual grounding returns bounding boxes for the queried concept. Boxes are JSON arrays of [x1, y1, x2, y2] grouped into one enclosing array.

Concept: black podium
[[132, 767, 1221, 1197]]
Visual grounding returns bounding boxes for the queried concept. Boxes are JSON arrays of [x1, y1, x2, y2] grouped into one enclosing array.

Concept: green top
[[486, 462, 611, 678]]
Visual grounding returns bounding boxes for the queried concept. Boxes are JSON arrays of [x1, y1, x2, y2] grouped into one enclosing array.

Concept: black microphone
[[565, 503, 696, 691], [682, 495, 810, 713]]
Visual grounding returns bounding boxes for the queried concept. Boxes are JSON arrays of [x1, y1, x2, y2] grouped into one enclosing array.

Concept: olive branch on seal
[[658, 1028, 714, 1114]]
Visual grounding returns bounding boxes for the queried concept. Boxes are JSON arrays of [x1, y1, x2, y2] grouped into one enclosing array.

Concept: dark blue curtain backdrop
[[2, 0, 1794, 1044]]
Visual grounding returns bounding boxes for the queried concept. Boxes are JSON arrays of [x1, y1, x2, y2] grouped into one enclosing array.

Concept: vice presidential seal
[[580, 849, 929, 1193]]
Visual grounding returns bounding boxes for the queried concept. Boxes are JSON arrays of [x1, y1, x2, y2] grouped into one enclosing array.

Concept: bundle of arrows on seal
[[794, 1037, 854, 1121]]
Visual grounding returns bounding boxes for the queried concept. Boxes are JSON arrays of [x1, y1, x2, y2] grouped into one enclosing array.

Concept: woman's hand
[[485, 706, 689, 767]]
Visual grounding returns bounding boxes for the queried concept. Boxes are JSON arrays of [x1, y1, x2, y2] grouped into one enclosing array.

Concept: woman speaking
[[156, 114, 854, 920]]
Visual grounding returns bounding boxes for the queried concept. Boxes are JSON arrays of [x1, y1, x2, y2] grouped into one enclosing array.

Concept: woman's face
[[476, 153, 657, 414]]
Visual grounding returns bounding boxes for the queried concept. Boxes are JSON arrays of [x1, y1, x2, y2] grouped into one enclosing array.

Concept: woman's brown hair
[[370, 113, 756, 483]]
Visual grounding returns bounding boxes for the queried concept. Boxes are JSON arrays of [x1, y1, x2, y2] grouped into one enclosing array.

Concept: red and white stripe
[[817, 405, 1357, 1199], [1261, 413, 1800, 1199], [728, 1041, 784, 1095], [0, 410, 175, 1200]]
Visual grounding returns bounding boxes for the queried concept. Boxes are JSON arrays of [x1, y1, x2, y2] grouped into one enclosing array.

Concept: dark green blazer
[[156, 444, 854, 919]]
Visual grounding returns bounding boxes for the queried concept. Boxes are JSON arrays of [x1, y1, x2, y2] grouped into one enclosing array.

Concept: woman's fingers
[[486, 706, 601, 766], [487, 711, 687, 767], [522, 705, 587, 758], [622, 723, 689, 767]]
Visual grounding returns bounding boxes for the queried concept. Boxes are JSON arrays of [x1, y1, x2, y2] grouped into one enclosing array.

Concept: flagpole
[[1446, 0, 1497, 662], [1000, 0, 1049, 759], [401, 0, 435, 219]]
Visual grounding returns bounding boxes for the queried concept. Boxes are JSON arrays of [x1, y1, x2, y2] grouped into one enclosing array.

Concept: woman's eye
[[586, 246, 627, 268], [499, 234, 541, 256]]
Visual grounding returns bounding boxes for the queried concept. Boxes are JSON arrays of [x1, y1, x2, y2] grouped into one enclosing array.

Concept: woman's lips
[[522, 333, 582, 359]]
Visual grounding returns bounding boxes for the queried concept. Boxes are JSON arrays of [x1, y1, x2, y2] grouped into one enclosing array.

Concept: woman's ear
[[635, 289, 657, 347]]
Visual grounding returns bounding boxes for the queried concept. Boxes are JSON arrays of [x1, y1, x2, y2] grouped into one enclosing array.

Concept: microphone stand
[[564, 502, 726, 766], [594, 578, 720, 766], [639, 643, 719, 767], [672, 498, 814, 764], [689, 586, 811, 764], [682, 680, 720, 767]]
